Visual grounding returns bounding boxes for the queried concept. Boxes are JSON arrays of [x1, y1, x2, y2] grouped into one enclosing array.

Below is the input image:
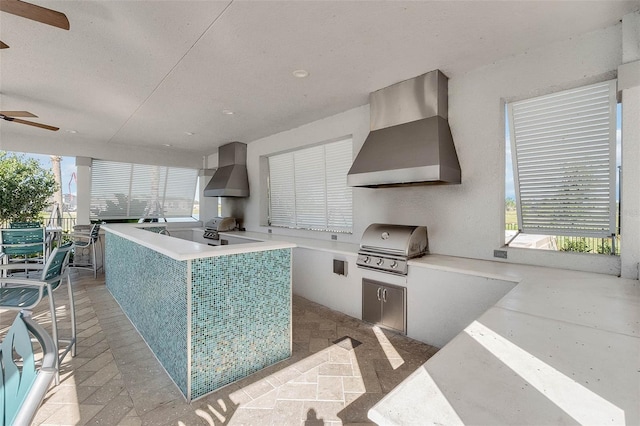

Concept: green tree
[[0, 151, 58, 223]]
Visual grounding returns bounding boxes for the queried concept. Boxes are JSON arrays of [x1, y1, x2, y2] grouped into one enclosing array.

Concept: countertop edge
[[103, 224, 296, 261]]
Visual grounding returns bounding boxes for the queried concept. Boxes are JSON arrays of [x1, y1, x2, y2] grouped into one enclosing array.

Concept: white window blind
[[508, 80, 617, 238], [90, 160, 198, 220], [268, 138, 353, 233]]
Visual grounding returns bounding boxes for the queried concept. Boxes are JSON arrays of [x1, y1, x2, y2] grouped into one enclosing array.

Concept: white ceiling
[[1, 0, 639, 158]]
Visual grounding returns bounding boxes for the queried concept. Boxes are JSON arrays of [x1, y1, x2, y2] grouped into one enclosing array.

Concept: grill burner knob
[[376, 258, 384, 266], [390, 261, 398, 269], [363, 256, 371, 264]]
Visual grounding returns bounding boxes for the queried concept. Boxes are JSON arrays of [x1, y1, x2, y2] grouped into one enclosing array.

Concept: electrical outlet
[[268, 229, 272, 234], [493, 249, 508, 259], [331, 235, 337, 240]]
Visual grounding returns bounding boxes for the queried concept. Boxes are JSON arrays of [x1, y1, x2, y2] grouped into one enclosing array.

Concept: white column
[[75, 157, 92, 226], [619, 11, 640, 279]]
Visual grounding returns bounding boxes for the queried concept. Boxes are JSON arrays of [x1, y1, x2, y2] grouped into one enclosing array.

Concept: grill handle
[[376, 287, 382, 301]]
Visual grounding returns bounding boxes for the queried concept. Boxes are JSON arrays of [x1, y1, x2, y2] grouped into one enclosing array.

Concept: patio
[[0, 270, 437, 425]]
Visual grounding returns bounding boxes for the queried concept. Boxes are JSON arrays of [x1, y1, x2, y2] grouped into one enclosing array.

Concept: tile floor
[[0, 271, 438, 425]]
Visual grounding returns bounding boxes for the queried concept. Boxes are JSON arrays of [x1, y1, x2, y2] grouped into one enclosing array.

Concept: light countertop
[[368, 260, 640, 425], [102, 224, 295, 261], [219, 230, 359, 256]]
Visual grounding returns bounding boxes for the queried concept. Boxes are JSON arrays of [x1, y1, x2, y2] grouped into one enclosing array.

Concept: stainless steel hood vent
[[348, 70, 461, 187], [203, 142, 249, 197]]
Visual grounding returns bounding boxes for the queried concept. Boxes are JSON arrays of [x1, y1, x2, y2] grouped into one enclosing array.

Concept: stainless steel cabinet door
[[362, 279, 383, 324], [381, 285, 406, 334]]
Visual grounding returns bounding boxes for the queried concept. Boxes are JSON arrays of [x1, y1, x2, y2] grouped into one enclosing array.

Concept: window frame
[[266, 137, 353, 234], [90, 159, 198, 221], [507, 80, 618, 240]]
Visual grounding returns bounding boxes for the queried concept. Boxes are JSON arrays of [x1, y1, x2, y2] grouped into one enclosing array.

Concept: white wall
[[243, 23, 636, 275], [620, 11, 640, 279]]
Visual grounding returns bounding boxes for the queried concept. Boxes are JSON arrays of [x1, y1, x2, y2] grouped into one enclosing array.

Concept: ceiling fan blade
[[0, 111, 37, 117], [0, 40, 8, 49], [0, 0, 69, 30], [2, 116, 59, 131]]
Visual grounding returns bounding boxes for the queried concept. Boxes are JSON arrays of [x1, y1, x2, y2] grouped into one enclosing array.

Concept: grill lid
[[204, 217, 237, 231], [360, 223, 428, 258]]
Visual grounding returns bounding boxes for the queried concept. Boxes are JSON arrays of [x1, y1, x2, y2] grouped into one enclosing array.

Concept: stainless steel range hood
[[203, 142, 249, 197], [348, 70, 461, 187]]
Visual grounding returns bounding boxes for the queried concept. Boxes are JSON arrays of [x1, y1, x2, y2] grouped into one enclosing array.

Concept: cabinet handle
[[382, 288, 387, 303], [377, 287, 382, 301]]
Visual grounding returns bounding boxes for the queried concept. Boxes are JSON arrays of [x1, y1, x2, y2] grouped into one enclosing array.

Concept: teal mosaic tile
[[105, 230, 292, 401], [105, 232, 188, 395], [190, 249, 292, 398]]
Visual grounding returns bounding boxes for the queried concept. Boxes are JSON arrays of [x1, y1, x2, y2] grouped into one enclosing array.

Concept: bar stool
[[69, 224, 101, 278]]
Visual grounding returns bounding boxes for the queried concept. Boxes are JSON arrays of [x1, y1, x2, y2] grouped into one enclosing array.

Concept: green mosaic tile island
[[104, 231, 292, 401], [191, 249, 291, 397]]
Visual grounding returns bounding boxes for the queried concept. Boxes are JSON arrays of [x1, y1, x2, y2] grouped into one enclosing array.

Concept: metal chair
[[0, 227, 47, 266], [0, 310, 57, 426], [70, 224, 101, 278], [0, 242, 76, 383]]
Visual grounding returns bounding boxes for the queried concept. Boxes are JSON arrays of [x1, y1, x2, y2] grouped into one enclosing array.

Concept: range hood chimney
[[203, 142, 249, 197], [347, 70, 461, 187]]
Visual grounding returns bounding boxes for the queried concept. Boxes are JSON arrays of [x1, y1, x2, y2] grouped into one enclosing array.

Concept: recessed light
[[292, 69, 309, 78], [65, 129, 78, 134], [184, 132, 195, 136], [163, 143, 172, 147], [222, 109, 234, 115]]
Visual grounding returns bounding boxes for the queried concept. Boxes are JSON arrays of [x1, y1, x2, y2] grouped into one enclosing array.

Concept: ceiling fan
[[0, 0, 70, 49], [0, 111, 59, 131]]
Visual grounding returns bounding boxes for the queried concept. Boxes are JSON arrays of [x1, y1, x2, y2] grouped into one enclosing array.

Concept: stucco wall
[[243, 24, 631, 275]]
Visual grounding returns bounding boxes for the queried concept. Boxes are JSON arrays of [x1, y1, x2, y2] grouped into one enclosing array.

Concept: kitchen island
[[102, 224, 296, 401]]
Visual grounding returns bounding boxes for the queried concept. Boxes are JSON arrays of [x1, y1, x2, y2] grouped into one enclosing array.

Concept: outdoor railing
[[0, 216, 76, 234], [506, 222, 620, 255]]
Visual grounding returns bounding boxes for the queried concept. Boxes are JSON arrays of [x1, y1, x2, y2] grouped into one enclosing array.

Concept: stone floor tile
[[228, 407, 273, 425], [79, 361, 120, 387], [118, 415, 143, 426], [242, 378, 275, 399], [82, 376, 127, 405], [272, 365, 303, 384], [303, 400, 346, 422], [276, 382, 318, 401], [316, 375, 344, 401], [77, 351, 115, 372], [85, 394, 135, 425], [318, 362, 354, 377], [40, 403, 104, 426], [342, 376, 366, 394], [270, 399, 305, 425], [242, 388, 279, 409], [0, 272, 436, 426]]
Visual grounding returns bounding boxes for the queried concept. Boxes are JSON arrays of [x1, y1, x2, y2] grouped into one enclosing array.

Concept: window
[[90, 160, 198, 220], [268, 137, 353, 233], [506, 80, 619, 254]]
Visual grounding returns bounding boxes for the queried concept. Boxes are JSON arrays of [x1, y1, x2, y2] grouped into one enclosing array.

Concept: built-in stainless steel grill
[[203, 217, 237, 240], [357, 223, 428, 275]]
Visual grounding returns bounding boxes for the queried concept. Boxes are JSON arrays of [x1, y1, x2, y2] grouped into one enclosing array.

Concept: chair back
[[0, 311, 57, 426], [89, 224, 101, 242], [0, 228, 46, 258], [9, 222, 42, 229], [40, 242, 73, 291]]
